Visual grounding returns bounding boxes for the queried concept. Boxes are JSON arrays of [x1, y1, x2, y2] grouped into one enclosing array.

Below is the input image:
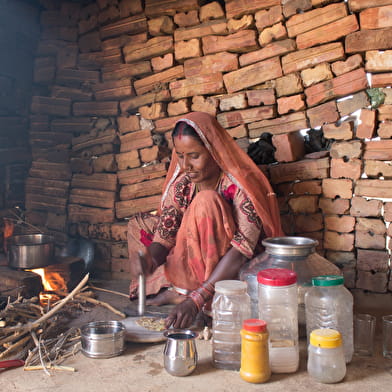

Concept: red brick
[[305, 68, 368, 107], [364, 159, 392, 179], [255, 5, 283, 31], [219, 93, 247, 111], [293, 213, 323, 232], [227, 124, 248, 139], [199, 1, 224, 21], [272, 131, 305, 163], [111, 222, 128, 241], [191, 95, 218, 116], [330, 140, 362, 159], [169, 72, 224, 99], [337, 90, 370, 120], [117, 115, 140, 134], [371, 73, 392, 88], [360, 5, 392, 30], [246, 89, 276, 106], [350, 196, 382, 217], [355, 232, 386, 249], [331, 54, 363, 76], [384, 202, 392, 221], [366, 50, 392, 73], [277, 94, 305, 114], [356, 108, 376, 139], [319, 198, 350, 215], [202, 29, 258, 55], [140, 145, 159, 163], [288, 195, 319, 213], [151, 53, 174, 72], [356, 270, 388, 292], [355, 179, 392, 198], [330, 158, 362, 180], [356, 217, 386, 234], [307, 101, 339, 128], [275, 73, 303, 97], [154, 115, 185, 133], [283, 0, 312, 18], [296, 15, 359, 50], [227, 15, 253, 33], [175, 39, 202, 61], [223, 56, 282, 93], [325, 215, 355, 233], [225, 0, 280, 19], [174, 20, 228, 41], [217, 107, 275, 128], [259, 22, 287, 46], [148, 16, 175, 36], [167, 99, 190, 116], [123, 36, 173, 63], [239, 39, 296, 67], [377, 121, 392, 138], [322, 121, 354, 140], [378, 104, 392, 122], [324, 231, 354, 251], [301, 63, 333, 88], [138, 103, 166, 120], [322, 178, 353, 199], [357, 249, 389, 272], [184, 52, 238, 78], [174, 10, 199, 27], [292, 180, 322, 195]]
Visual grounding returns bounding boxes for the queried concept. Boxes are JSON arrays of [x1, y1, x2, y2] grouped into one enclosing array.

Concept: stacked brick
[[24, 0, 392, 287]]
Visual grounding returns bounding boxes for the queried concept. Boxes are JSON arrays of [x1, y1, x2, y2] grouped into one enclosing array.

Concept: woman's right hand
[[129, 249, 152, 280]]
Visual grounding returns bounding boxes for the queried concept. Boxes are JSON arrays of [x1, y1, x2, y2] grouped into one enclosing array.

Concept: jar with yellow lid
[[307, 328, 346, 383], [240, 319, 270, 383]]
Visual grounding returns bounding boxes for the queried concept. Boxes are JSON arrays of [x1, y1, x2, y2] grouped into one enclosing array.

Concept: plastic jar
[[240, 319, 270, 383], [257, 268, 299, 373], [305, 275, 353, 363], [212, 280, 251, 370], [307, 328, 346, 383], [240, 236, 339, 336]]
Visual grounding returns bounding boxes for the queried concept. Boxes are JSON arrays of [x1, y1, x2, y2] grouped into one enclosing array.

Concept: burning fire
[[29, 268, 67, 304], [3, 218, 14, 252]]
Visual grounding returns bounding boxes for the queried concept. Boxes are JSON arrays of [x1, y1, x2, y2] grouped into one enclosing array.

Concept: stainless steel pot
[[7, 234, 55, 269], [81, 321, 125, 359]]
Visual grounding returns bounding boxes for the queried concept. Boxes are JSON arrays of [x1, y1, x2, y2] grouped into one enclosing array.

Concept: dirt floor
[[2, 279, 392, 392]]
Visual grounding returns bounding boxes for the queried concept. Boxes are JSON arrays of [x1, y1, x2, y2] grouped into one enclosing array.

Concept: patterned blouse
[[152, 172, 263, 259]]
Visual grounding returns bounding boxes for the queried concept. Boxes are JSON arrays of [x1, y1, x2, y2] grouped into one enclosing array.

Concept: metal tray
[[122, 317, 167, 343]]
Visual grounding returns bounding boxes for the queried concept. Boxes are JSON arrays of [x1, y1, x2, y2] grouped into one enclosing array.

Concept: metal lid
[[215, 280, 247, 295], [262, 236, 318, 257], [312, 275, 344, 286], [310, 328, 342, 348], [257, 268, 297, 286]]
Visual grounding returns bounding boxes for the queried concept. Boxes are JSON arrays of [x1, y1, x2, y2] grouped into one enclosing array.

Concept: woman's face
[[173, 135, 221, 187]]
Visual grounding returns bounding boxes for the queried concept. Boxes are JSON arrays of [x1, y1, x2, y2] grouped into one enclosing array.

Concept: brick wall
[[25, 0, 392, 290]]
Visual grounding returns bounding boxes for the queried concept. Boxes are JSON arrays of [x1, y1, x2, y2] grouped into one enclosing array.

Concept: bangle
[[189, 290, 205, 312], [201, 281, 215, 297]]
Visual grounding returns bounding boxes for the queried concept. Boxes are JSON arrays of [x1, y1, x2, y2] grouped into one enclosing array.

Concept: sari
[[127, 111, 284, 298]]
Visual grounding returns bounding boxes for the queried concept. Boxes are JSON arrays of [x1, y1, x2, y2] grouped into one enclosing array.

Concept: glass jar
[[257, 268, 299, 373], [240, 236, 340, 336], [240, 319, 270, 384], [212, 280, 251, 370], [307, 328, 346, 383], [305, 275, 353, 363]]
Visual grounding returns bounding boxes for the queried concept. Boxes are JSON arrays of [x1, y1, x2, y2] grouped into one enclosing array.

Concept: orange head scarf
[[161, 111, 284, 238]]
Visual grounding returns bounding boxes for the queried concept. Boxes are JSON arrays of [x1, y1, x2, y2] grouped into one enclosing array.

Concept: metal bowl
[[81, 321, 125, 359], [7, 234, 55, 269]]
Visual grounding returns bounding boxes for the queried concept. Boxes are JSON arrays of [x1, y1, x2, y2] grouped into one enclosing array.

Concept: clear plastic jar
[[257, 268, 299, 373], [240, 319, 270, 384], [307, 328, 346, 383], [305, 275, 353, 363], [212, 280, 251, 370], [240, 236, 340, 336]]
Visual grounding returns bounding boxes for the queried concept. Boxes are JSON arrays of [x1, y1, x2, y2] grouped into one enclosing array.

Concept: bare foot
[[146, 288, 186, 306]]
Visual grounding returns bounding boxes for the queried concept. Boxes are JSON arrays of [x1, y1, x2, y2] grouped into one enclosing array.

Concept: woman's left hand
[[165, 298, 199, 329]]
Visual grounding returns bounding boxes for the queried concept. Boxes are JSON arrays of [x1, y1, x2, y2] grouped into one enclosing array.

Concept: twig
[[87, 284, 129, 299], [31, 331, 50, 376], [75, 293, 126, 318], [0, 335, 31, 359], [24, 365, 76, 372]]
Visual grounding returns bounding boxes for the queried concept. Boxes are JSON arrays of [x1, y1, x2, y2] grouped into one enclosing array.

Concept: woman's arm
[[165, 247, 247, 329]]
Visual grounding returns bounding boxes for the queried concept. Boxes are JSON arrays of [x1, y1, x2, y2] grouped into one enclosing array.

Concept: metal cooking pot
[[7, 234, 55, 269]]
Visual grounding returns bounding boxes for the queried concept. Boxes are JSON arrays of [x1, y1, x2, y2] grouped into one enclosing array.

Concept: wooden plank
[[225, 0, 280, 19], [364, 139, 392, 159], [119, 129, 153, 152], [68, 204, 115, 223], [117, 162, 167, 185], [0, 267, 42, 299], [119, 177, 165, 200], [144, 0, 199, 17], [348, 0, 392, 12], [174, 20, 227, 42], [72, 128, 118, 152], [70, 188, 116, 209], [123, 36, 173, 63], [71, 173, 118, 191], [99, 14, 147, 39], [120, 89, 171, 113], [31, 96, 71, 116], [29, 161, 72, 180], [25, 193, 68, 213], [115, 195, 161, 218], [360, 5, 392, 29], [26, 177, 69, 197], [355, 179, 392, 198], [345, 27, 392, 52], [51, 117, 93, 133], [73, 101, 118, 116]]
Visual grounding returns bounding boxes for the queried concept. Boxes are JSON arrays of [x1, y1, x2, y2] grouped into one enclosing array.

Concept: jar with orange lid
[[240, 319, 270, 383], [307, 328, 346, 384]]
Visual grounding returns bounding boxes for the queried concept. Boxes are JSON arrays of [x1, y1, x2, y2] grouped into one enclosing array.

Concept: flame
[[3, 218, 14, 252], [29, 268, 67, 304]]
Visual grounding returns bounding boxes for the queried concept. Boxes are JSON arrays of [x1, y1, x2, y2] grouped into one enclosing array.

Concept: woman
[[128, 112, 283, 329]]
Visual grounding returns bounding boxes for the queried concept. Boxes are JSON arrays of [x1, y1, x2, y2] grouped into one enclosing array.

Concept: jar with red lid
[[257, 268, 299, 373], [240, 319, 270, 383]]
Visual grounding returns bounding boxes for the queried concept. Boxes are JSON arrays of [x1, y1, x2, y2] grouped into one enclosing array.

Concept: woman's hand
[[165, 298, 199, 329], [129, 249, 154, 281]]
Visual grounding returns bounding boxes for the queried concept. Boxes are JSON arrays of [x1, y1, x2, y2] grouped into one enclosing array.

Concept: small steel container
[[81, 321, 125, 359]]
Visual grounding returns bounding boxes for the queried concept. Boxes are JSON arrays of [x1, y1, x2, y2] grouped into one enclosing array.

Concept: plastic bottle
[[305, 275, 353, 363], [257, 268, 299, 373], [240, 319, 270, 383], [307, 328, 346, 383], [212, 280, 251, 370]]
